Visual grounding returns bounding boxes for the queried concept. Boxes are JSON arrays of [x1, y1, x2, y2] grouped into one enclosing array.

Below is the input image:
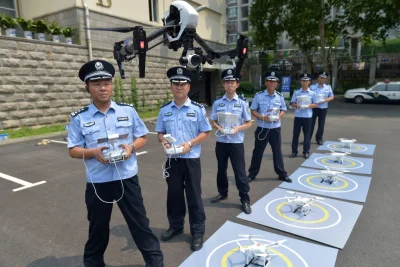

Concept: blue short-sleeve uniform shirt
[[250, 90, 287, 129], [310, 83, 334, 109], [155, 98, 212, 158], [211, 94, 251, 143], [67, 101, 149, 183], [291, 89, 317, 118]]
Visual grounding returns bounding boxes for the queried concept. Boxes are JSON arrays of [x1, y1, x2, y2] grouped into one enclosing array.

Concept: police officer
[[289, 73, 318, 159], [67, 60, 164, 267], [248, 71, 292, 183], [209, 69, 252, 214], [155, 66, 211, 251], [310, 71, 335, 145]]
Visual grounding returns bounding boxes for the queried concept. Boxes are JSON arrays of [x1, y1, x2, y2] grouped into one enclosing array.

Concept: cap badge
[[227, 69, 232, 75], [305, 74, 308, 77], [271, 72, 275, 76], [95, 62, 104, 71], [177, 68, 183, 75]]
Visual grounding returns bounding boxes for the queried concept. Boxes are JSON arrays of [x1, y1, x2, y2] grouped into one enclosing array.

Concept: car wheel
[[354, 95, 364, 104]]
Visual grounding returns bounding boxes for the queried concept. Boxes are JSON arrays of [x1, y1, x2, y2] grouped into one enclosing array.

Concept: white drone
[[320, 167, 349, 185], [329, 150, 351, 164], [236, 234, 287, 267], [338, 138, 357, 149], [285, 191, 324, 216]]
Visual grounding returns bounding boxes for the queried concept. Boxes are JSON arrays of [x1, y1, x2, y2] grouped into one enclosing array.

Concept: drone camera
[[179, 54, 201, 68]]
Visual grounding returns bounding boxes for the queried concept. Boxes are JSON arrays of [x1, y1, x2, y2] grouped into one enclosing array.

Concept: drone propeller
[[285, 191, 296, 195], [314, 196, 325, 200], [86, 25, 176, 33], [238, 234, 263, 238], [339, 138, 357, 142]]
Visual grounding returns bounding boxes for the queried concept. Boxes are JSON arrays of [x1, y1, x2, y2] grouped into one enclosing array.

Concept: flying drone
[[329, 150, 351, 164], [87, 0, 248, 79], [285, 191, 324, 216], [236, 234, 287, 267], [320, 167, 349, 185], [338, 138, 357, 149]]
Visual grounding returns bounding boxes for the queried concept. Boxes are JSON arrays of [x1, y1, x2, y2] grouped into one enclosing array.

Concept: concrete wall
[[0, 35, 195, 130]]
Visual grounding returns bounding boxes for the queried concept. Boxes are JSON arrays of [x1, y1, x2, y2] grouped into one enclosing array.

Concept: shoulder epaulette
[[161, 101, 172, 108], [191, 100, 204, 108], [276, 91, 283, 96], [256, 91, 264, 95], [216, 96, 223, 100], [238, 95, 248, 102], [116, 102, 134, 108], [70, 107, 88, 117]]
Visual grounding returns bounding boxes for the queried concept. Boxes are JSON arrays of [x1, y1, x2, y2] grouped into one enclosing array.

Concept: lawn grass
[[0, 110, 159, 139]]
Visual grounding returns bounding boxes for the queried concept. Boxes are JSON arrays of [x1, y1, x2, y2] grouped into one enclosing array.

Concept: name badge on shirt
[[234, 104, 241, 108], [219, 103, 225, 107], [274, 100, 281, 105], [83, 122, 95, 127], [164, 112, 172, 116], [324, 89, 330, 92], [117, 116, 128, 121], [187, 112, 196, 117]]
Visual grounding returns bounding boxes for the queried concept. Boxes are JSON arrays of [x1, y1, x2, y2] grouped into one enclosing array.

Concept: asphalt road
[[0, 97, 399, 267]]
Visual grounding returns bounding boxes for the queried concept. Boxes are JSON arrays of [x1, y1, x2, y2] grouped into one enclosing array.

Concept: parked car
[[344, 81, 400, 104], [268, 60, 293, 70]]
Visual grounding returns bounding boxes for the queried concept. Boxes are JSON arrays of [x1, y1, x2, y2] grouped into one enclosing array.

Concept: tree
[[249, 0, 400, 72]]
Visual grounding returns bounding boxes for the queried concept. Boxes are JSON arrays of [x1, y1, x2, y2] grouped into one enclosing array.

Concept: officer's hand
[[263, 115, 270, 121], [232, 126, 239, 134], [119, 144, 132, 159], [180, 142, 191, 154], [217, 126, 224, 132], [94, 146, 109, 164], [163, 142, 171, 149]]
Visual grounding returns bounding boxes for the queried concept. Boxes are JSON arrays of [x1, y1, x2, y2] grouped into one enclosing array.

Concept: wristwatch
[[188, 141, 193, 148], [131, 144, 136, 153]]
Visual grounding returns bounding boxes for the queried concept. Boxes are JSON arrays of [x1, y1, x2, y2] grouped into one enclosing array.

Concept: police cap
[[167, 66, 194, 83], [264, 71, 280, 82], [299, 73, 312, 80], [78, 59, 115, 82], [318, 71, 329, 78], [221, 68, 241, 81]]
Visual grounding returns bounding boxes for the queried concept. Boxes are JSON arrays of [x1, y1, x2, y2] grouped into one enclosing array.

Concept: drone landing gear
[[293, 207, 299, 213], [244, 257, 268, 267]]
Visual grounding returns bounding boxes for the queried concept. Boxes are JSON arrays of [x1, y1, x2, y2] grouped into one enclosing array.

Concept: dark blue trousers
[[248, 127, 287, 179], [215, 142, 250, 202], [165, 158, 205, 238], [84, 176, 164, 267], [292, 117, 312, 154]]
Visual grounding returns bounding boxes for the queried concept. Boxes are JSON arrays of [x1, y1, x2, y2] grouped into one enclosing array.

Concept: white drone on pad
[[285, 191, 324, 216], [328, 150, 351, 164], [236, 234, 287, 267], [338, 138, 357, 149], [320, 167, 349, 185]]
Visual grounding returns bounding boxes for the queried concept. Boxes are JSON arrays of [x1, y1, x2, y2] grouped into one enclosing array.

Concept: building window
[[149, 0, 158, 22], [241, 6, 248, 18], [228, 7, 237, 18], [227, 0, 237, 5], [0, 0, 16, 17], [228, 33, 239, 44], [241, 20, 248, 32]]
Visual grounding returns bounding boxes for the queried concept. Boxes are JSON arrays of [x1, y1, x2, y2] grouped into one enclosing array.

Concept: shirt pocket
[[82, 126, 101, 146], [182, 116, 198, 133], [162, 117, 175, 132], [115, 121, 132, 136], [259, 101, 269, 112]]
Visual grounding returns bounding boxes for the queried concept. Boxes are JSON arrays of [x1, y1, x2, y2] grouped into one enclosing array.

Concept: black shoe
[[303, 153, 310, 159], [248, 175, 256, 182], [241, 200, 252, 214], [279, 176, 292, 183], [317, 140, 324, 145], [160, 228, 184, 241], [289, 152, 297, 158], [191, 236, 203, 251], [210, 194, 227, 203]]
